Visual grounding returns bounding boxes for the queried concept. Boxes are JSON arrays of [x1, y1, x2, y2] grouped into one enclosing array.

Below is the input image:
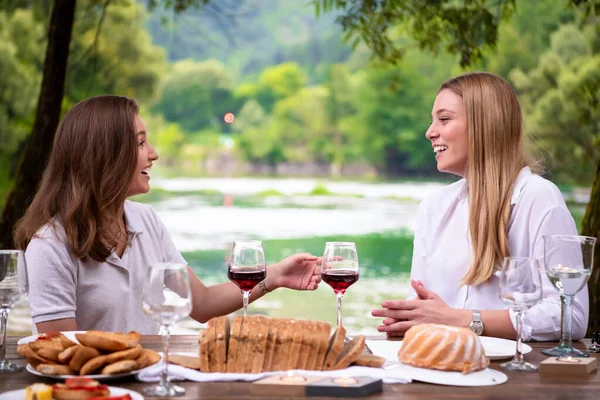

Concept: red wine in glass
[[321, 269, 359, 294], [322, 242, 360, 327], [228, 269, 266, 292]]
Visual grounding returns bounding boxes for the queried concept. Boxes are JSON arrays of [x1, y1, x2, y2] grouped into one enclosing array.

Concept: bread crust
[[332, 335, 365, 370], [136, 348, 161, 369], [79, 355, 109, 376], [36, 363, 75, 376], [75, 331, 140, 352], [169, 354, 201, 370], [69, 347, 101, 372], [352, 353, 385, 368], [322, 325, 346, 370], [106, 344, 142, 364], [101, 359, 139, 375]]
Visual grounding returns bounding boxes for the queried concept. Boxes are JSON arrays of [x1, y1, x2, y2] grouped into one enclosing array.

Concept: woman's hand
[[371, 279, 469, 336], [265, 253, 322, 291]]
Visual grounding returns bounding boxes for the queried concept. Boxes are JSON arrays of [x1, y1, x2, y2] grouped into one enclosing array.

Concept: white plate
[[17, 331, 86, 345], [479, 336, 532, 360], [25, 363, 152, 381], [393, 363, 507, 386], [0, 386, 143, 400], [366, 336, 532, 362], [20, 330, 155, 380]]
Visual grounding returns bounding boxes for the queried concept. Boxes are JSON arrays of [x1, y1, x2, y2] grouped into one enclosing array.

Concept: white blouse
[[408, 167, 588, 341]]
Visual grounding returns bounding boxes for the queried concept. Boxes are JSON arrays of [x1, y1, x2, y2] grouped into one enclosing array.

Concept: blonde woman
[[372, 72, 586, 340]]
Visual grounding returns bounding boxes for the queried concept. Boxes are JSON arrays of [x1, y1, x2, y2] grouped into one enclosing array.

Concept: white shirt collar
[[124, 200, 144, 234]]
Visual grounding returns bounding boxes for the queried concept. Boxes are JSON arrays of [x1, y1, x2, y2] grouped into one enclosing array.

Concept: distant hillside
[[144, 0, 352, 81]]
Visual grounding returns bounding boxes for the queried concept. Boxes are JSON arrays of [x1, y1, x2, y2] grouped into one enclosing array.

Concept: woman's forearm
[[449, 308, 517, 339], [187, 265, 281, 323]]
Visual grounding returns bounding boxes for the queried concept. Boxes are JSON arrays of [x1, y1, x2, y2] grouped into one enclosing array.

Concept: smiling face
[[127, 114, 158, 197], [426, 89, 469, 177]]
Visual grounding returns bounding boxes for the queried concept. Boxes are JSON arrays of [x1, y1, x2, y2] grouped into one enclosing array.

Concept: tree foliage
[[313, 0, 517, 67], [512, 24, 600, 183]]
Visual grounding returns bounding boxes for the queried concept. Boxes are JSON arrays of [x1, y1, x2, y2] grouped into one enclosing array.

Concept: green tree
[[512, 24, 599, 184], [314, 0, 517, 67], [348, 51, 447, 176], [66, 0, 167, 104], [154, 59, 235, 132], [236, 62, 308, 112], [0, 9, 44, 208], [233, 99, 285, 170]]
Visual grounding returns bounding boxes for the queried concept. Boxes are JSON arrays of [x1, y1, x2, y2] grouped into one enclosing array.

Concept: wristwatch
[[469, 309, 484, 335]]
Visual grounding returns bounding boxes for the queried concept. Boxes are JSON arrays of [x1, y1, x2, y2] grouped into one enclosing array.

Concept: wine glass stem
[[513, 310, 525, 364], [559, 295, 574, 353], [160, 325, 171, 389], [242, 290, 250, 317], [336, 292, 344, 326], [0, 309, 7, 364]]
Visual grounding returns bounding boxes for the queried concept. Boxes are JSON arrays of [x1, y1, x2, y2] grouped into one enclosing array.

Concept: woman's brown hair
[[15, 95, 139, 262], [440, 72, 532, 285]]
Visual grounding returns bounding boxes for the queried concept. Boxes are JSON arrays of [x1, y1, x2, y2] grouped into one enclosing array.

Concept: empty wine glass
[[542, 235, 596, 359], [142, 263, 192, 396], [321, 242, 359, 327], [0, 250, 28, 372], [228, 240, 266, 317], [499, 257, 543, 372]]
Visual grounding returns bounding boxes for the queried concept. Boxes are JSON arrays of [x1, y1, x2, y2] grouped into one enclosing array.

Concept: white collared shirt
[[408, 167, 588, 341], [26, 200, 187, 334]]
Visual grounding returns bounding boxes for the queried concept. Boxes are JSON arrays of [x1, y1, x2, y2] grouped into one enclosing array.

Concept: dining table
[[1, 335, 599, 399]]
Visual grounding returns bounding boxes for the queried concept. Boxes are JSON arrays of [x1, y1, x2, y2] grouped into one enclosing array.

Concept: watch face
[[470, 322, 483, 335]]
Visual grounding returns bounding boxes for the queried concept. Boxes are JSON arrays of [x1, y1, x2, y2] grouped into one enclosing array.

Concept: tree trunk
[[0, 0, 77, 248], [582, 159, 600, 336]]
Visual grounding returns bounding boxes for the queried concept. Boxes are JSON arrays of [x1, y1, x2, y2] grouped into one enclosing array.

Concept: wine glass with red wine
[[321, 242, 359, 327], [228, 240, 266, 316]]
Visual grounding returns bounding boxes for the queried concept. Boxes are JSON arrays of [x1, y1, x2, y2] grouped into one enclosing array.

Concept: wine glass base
[[0, 360, 24, 373], [541, 346, 589, 358], [500, 360, 538, 372], [143, 383, 186, 397]]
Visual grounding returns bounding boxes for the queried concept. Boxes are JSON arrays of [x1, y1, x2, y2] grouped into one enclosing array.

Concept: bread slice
[[297, 320, 316, 370], [136, 348, 161, 369], [306, 321, 331, 370], [239, 316, 258, 373], [79, 354, 109, 376], [322, 325, 346, 370], [270, 318, 294, 372], [261, 317, 278, 372], [205, 317, 217, 372], [285, 320, 305, 370], [69, 346, 101, 372], [106, 344, 142, 364], [36, 363, 74, 376], [59, 334, 78, 349], [169, 354, 201, 370], [58, 345, 81, 364], [352, 353, 385, 368], [331, 335, 365, 370], [198, 330, 209, 372], [226, 316, 244, 373], [214, 316, 230, 373], [250, 316, 270, 374], [76, 331, 140, 352]]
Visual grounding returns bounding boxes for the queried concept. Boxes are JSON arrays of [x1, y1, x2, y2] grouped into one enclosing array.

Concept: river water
[[11, 177, 447, 335]]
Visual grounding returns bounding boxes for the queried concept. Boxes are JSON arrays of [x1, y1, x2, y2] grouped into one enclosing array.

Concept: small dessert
[[25, 383, 52, 400], [398, 323, 489, 374], [52, 377, 110, 400]]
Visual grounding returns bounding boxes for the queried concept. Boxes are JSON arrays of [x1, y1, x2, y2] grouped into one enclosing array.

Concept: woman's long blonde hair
[[14, 95, 139, 262], [440, 72, 531, 285]]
